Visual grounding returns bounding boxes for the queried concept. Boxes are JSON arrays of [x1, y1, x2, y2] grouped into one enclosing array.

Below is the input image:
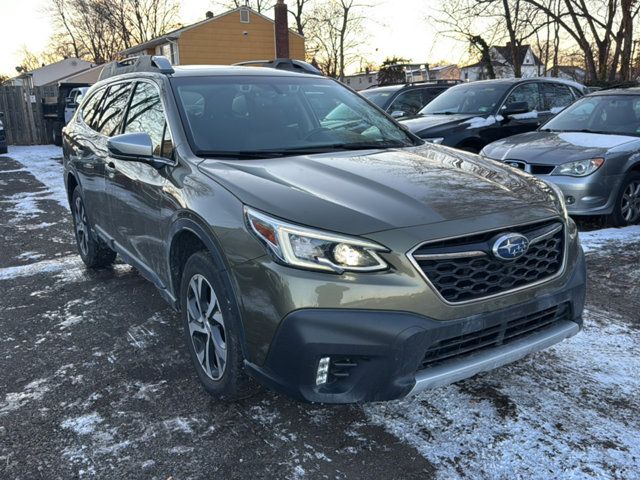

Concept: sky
[[0, 0, 469, 77]]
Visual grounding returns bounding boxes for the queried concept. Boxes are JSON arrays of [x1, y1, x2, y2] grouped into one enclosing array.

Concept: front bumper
[[538, 173, 624, 216], [245, 248, 586, 403]]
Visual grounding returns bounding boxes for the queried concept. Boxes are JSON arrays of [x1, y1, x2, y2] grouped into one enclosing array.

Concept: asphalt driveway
[[1, 146, 639, 479]]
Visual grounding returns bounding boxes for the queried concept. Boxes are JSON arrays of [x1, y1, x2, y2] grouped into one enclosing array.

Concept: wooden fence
[[0, 85, 58, 145]]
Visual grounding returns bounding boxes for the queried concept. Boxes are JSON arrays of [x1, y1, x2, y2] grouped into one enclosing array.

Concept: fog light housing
[[566, 195, 575, 205], [316, 356, 330, 385]]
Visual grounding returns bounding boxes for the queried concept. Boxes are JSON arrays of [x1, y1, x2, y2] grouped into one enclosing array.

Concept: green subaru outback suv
[[62, 56, 586, 403]]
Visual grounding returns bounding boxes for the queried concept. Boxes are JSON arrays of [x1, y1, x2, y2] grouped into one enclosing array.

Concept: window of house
[[240, 7, 250, 23], [92, 82, 133, 136], [123, 82, 173, 158], [160, 43, 177, 64], [368, 77, 373, 83]]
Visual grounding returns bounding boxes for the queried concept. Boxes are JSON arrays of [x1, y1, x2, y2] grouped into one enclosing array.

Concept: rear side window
[[92, 82, 133, 137], [542, 83, 575, 111], [389, 89, 424, 116], [505, 83, 543, 111], [80, 88, 106, 126], [123, 82, 173, 158]]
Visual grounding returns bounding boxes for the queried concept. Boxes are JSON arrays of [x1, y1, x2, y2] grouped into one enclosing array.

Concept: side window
[[504, 83, 542, 111], [80, 88, 106, 126], [542, 83, 575, 112], [422, 88, 445, 106], [123, 82, 173, 158], [93, 82, 133, 137], [389, 90, 424, 115]]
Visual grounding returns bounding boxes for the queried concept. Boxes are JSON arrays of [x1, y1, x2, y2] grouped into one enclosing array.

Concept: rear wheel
[[71, 187, 116, 268], [605, 173, 640, 227], [180, 251, 258, 400]]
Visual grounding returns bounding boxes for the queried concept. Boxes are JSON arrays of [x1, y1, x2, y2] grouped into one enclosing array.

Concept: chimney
[[205, 11, 213, 19], [274, 0, 289, 59]]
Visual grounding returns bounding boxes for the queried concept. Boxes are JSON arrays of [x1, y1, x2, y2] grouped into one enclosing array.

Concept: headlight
[[424, 137, 444, 144], [543, 181, 569, 221], [552, 157, 604, 177], [245, 207, 389, 273]]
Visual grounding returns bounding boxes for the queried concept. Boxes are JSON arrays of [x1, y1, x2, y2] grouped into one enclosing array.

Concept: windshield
[[541, 95, 640, 136], [171, 76, 416, 157], [419, 83, 507, 115], [360, 89, 398, 108]]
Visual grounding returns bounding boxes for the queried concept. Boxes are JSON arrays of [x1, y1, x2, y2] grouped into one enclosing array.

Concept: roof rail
[[233, 58, 323, 76], [98, 55, 174, 81]]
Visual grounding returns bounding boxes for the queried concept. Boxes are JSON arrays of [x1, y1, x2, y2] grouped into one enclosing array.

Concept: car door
[[67, 86, 111, 231], [497, 82, 544, 139], [105, 80, 173, 280]]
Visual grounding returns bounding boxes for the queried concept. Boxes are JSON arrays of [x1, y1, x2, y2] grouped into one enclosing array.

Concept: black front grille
[[530, 164, 555, 175], [412, 220, 564, 303], [419, 303, 570, 370]]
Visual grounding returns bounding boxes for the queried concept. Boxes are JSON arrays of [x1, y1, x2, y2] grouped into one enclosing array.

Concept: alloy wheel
[[74, 196, 89, 256], [186, 274, 227, 381], [621, 180, 640, 224]]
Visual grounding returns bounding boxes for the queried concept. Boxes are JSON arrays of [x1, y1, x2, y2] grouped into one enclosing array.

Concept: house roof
[[493, 45, 543, 66], [461, 60, 509, 70], [545, 65, 586, 75], [119, 7, 304, 57]]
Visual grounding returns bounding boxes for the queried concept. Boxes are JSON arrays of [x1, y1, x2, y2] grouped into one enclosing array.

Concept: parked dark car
[[0, 113, 6, 154], [359, 81, 458, 118], [482, 88, 640, 226], [62, 56, 585, 404], [400, 78, 587, 153]]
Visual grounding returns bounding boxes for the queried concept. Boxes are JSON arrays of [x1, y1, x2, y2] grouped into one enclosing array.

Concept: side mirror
[[391, 110, 406, 118], [108, 133, 174, 168], [502, 101, 530, 117], [108, 133, 154, 160]]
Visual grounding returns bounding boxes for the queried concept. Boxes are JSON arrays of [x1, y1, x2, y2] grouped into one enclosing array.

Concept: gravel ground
[[0, 146, 638, 480]]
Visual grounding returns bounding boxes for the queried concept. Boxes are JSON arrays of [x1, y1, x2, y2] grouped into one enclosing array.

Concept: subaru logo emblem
[[492, 233, 530, 261]]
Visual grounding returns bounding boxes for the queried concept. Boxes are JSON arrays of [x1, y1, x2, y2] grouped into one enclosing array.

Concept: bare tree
[[221, 0, 275, 14], [306, 0, 368, 79], [288, 0, 313, 35], [49, 0, 180, 64]]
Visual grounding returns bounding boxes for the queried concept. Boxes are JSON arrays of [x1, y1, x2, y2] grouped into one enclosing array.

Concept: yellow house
[[119, 7, 305, 65]]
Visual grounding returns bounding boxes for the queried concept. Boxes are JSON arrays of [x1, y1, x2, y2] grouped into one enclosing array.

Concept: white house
[[343, 71, 379, 91], [461, 44, 544, 81], [6, 58, 94, 87], [545, 66, 586, 84]]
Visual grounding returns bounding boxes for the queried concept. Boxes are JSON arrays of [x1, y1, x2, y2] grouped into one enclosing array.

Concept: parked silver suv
[[62, 56, 586, 403]]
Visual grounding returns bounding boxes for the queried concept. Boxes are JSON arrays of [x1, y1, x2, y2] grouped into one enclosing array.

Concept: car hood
[[483, 131, 640, 165], [198, 145, 557, 235], [399, 113, 477, 134]]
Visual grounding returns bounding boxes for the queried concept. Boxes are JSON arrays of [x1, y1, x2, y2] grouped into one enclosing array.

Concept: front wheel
[[71, 187, 116, 268], [180, 251, 258, 400], [605, 173, 640, 227]]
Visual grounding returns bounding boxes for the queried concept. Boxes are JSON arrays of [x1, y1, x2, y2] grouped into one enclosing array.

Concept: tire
[[605, 172, 640, 227], [0, 146, 7, 155], [180, 250, 258, 401], [71, 187, 117, 268]]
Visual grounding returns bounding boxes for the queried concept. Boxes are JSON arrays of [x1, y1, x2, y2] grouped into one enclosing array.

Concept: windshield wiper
[[195, 141, 411, 159], [540, 128, 614, 135]]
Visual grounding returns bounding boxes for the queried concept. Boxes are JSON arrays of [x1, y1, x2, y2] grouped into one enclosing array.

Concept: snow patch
[[61, 412, 104, 435], [579, 225, 640, 253], [5, 145, 67, 209], [364, 309, 640, 479], [464, 116, 497, 129], [0, 255, 82, 281], [558, 132, 638, 149], [0, 378, 51, 416]]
